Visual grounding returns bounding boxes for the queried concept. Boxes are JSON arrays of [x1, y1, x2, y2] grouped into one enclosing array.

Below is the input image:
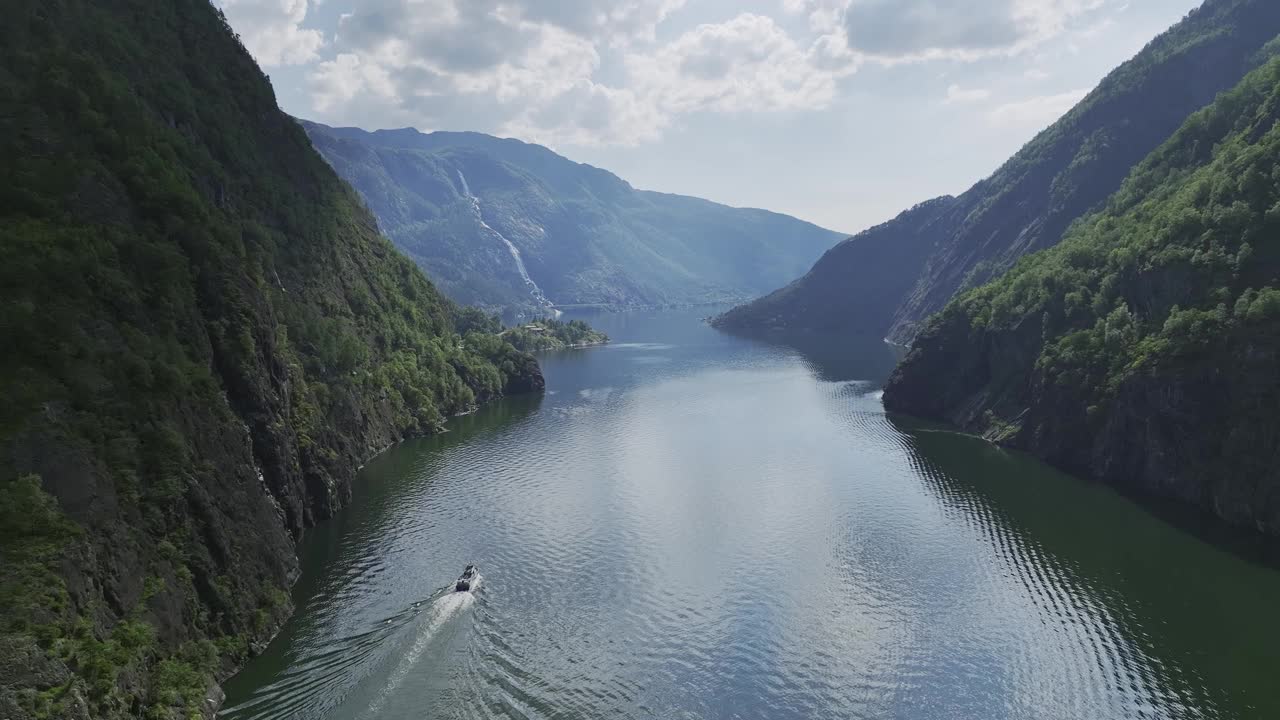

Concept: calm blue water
[[222, 308, 1280, 720]]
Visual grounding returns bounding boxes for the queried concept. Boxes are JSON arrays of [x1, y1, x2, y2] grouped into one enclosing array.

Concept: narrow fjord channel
[[222, 308, 1280, 720]]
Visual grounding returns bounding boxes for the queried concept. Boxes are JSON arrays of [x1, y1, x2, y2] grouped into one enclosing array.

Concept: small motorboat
[[455, 564, 479, 592]]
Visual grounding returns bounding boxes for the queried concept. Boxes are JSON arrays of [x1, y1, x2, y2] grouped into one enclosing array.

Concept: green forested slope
[[304, 122, 846, 315], [0, 1, 540, 717], [716, 0, 1280, 344], [885, 56, 1280, 534], [453, 309, 609, 352], [503, 319, 610, 352]]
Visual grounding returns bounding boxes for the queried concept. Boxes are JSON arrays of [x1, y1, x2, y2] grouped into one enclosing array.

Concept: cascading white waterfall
[[457, 171, 556, 313]]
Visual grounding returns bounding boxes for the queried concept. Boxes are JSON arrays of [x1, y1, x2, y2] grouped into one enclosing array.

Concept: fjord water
[[222, 308, 1280, 720]]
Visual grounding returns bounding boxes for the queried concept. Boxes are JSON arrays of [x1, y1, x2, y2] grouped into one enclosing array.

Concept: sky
[[218, 0, 1204, 234]]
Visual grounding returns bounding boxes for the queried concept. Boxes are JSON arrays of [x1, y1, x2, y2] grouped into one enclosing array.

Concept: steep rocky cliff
[[717, 0, 1280, 344], [303, 122, 847, 316], [0, 1, 541, 718], [885, 56, 1280, 534]]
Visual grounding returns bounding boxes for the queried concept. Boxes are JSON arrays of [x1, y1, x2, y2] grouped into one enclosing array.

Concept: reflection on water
[[223, 307, 1280, 720], [716, 326, 905, 384], [897, 423, 1280, 718]]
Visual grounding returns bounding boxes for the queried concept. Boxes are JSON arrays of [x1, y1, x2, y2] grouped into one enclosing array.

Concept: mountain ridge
[[715, 0, 1280, 344], [884, 53, 1280, 534], [302, 120, 847, 315]]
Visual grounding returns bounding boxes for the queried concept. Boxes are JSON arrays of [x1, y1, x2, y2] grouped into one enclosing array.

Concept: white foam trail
[[362, 584, 478, 717], [578, 387, 615, 401], [457, 171, 556, 313]]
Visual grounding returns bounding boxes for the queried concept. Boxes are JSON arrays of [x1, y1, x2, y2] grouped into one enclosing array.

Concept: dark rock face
[[886, 314, 1280, 533], [720, 0, 1280, 345], [503, 355, 548, 395], [0, 636, 92, 720]]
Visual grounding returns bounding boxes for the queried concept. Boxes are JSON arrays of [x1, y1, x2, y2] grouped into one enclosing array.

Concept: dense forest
[[0, 1, 540, 718], [303, 122, 847, 315], [454, 309, 609, 352], [885, 55, 1280, 534], [503, 319, 609, 353], [715, 0, 1280, 345]]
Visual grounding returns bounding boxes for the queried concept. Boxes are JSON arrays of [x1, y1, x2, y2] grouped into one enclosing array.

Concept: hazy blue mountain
[[303, 122, 846, 315]]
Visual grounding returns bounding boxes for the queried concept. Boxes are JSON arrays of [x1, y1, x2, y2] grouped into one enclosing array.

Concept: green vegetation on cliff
[[503, 319, 609, 353], [0, 1, 540, 717], [303, 122, 846, 315], [717, 0, 1280, 344], [885, 55, 1280, 534], [453, 308, 608, 353]]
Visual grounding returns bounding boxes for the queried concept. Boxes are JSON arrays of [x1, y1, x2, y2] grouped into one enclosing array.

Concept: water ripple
[[222, 309, 1280, 720]]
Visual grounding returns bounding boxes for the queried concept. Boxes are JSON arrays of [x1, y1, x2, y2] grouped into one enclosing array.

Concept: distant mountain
[[715, 0, 1280, 343], [715, 196, 962, 337], [302, 122, 846, 315], [885, 54, 1280, 534]]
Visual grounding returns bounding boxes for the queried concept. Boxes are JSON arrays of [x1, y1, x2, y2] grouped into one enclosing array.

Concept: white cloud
[[310, 53, 398, 113], [783, 0, 1111, 63], [501, 82, 668, 147], [304, 1, 609, 137], [599, 0, 689, 45], [509, 13, 859, 145], [219, 0, 324, 66], [988, 88, 1088, 129], [945, 84, 991, 103], [220, 0, 1125, 147], [785, 0, 851, 34], [628, 14, 858, 116], [294, 3, 859, 147]]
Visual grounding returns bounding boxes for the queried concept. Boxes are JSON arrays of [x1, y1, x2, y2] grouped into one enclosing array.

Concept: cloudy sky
[[220, 0, 1202, 233]]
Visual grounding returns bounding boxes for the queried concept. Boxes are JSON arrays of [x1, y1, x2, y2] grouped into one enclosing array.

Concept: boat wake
[[360, 577, 480, 718]]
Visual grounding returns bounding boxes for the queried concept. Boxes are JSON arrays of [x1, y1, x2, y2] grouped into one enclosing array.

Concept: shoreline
[[211, 384, 537, 717]]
